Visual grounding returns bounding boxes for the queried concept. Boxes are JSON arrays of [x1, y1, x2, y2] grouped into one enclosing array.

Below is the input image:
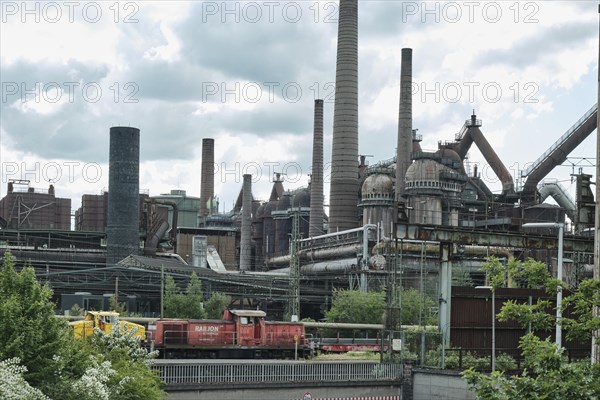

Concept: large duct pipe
[[199, 138, 215, 219], [538, 181, 577, 222], [309, 99, 324, 237], [396, 48, 413, 204], [266, 244, 361, 266], [470, 127, 515, 194], [107, 126, 140, 264], [240, 174, 252, 271], [329, 0, 359, 232], [143, 220, 169, 256]]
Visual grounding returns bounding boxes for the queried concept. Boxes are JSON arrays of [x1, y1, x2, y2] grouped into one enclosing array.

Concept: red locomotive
[[147, 309, 306, 358]]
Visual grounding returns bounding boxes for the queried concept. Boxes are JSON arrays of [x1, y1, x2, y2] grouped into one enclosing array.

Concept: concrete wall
[[412, 369, 475, 400], [167, 384, 401, 400]]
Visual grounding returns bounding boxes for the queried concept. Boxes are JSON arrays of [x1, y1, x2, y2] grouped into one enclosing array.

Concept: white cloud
[[0, 0, 597, 211]]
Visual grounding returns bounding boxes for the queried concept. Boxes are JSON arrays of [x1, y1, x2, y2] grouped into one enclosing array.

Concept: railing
[[154, 361, 402, 386]]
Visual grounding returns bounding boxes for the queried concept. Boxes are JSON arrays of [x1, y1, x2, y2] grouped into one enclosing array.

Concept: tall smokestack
[[199, 138, 215, 219], [240, 174, 252, 271], [309, 99, 324, 237], [107, 126, 140, 264], [328, 0, 359, 232], [396, 48, 412, 205]]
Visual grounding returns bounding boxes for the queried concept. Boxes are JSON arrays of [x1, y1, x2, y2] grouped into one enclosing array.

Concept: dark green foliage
[[104, 350, 164, 400], [399, 287, 438, 326], [108, 295, 127, 314], [325, 289, 385, 336], [69, 303, 84, 317], [560, 279, 600, 344], [163, 272, 207, 319], [497, 299, 554, 331], [0, 251, 74, 391], [480, 256, 506, 289], [507, 257, 551, 289], [0, 250, 165, 399], [205, 292, 229, 319], [464, 333, 600, 399], [452, 264, 474, 287], [465, 262, 600, 399]]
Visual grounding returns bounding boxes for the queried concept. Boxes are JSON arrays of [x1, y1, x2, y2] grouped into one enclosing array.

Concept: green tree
[[0, 250, 165, 399], [399, 288, 437, 326], [507, 257, 551, 289], [163, 272, 206, 319], [205, 292, 229, 319], [109, 295, 127, 314], [325, 289, 384, 336], [69, 303, 84, 317], [0, 251, 75, 392], [464, 332, 600, 399], [452, 264, 474, 287], [560, 278, 600, 344], [480, 256, 506, 289]]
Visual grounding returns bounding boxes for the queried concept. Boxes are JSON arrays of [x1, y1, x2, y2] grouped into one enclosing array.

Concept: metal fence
[[154, 361, 403, 385], [384, 330, 443, 368]]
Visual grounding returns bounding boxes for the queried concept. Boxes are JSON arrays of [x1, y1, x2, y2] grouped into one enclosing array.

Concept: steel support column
[[439, 243, 452, 347]]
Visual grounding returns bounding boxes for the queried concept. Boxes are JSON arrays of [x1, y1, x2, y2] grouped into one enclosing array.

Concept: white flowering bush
[[91, 323, 158, 365], [0, 358, 50, 400], [72, 356, 127, 400]]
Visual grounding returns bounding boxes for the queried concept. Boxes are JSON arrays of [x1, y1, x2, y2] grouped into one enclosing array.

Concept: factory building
[[0, 180, 71, 230], [74, 192, 150, 233], [75, 193, 107, 232]]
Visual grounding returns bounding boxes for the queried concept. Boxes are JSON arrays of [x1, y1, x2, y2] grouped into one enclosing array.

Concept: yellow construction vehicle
[[69, 311, 146, 341]]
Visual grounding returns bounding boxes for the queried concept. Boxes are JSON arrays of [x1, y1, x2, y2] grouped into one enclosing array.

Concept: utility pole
[[114, 277, 119, 310], [593, 0, 600, 365], [160, 264, 164, 319]]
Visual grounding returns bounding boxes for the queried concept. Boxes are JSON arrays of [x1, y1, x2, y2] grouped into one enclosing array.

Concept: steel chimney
[[106, 126, 140, 264]]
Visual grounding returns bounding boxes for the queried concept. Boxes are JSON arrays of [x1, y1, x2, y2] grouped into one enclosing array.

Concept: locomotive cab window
[[240, 317, 249, 324]]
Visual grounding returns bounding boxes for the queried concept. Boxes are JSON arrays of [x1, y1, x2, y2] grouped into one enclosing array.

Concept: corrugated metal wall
[[451, 286, 590, 358]]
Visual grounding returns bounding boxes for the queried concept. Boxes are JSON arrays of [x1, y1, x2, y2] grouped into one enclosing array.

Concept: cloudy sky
[[0, 1, 598, 217]]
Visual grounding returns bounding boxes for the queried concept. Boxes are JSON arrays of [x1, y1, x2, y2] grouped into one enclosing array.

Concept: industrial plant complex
[[0, 1, 598, 359]]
